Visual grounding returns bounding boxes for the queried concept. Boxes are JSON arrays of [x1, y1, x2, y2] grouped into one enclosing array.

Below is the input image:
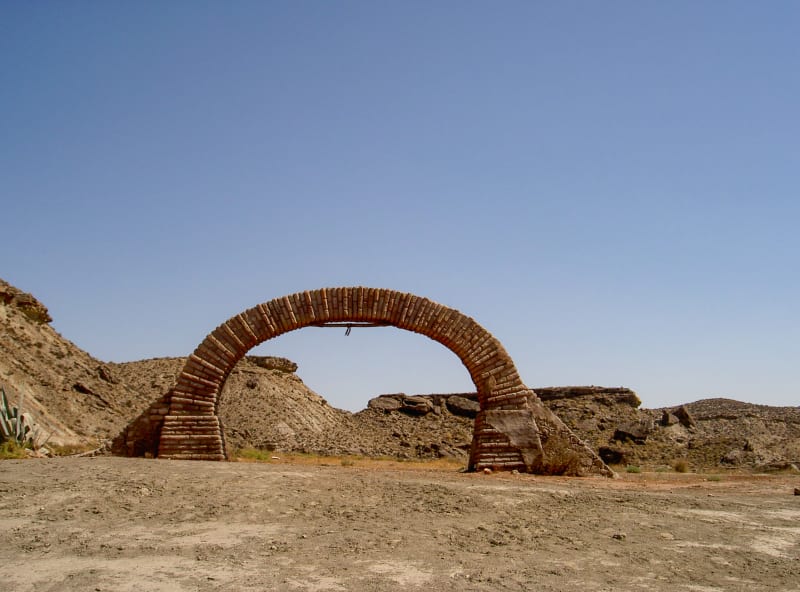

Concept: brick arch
[[116, 287, 612, 476]]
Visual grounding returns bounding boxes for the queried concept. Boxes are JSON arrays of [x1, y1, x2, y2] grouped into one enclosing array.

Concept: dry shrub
[[540, 434, 585, 476], [672, 458, 689, 473], [541, 451, 582, 475]]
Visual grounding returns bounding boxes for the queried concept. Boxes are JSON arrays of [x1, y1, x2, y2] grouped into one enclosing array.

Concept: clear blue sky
[[2, 3, 798, 411]]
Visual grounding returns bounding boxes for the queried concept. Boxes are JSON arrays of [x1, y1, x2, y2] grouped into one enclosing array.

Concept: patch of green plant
[[0, 440, 28, 459], [706, 475, 722, 482], [625, 465, 642, 473], [235, 447, 276, 462]]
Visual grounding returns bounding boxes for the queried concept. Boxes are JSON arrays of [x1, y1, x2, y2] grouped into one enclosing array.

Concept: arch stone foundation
[[114, 287, 612, 476]]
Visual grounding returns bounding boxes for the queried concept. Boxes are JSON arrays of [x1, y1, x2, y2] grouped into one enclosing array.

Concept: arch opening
[[246, 321, 480, 413], [113, 287, 612, 476]]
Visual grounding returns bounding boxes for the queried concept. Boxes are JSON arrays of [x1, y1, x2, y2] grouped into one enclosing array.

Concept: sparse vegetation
[[235, 447, 279, 462], [626, 465, 642, 473], [541, 449, 583, 476], [538, 432, 586, 476]]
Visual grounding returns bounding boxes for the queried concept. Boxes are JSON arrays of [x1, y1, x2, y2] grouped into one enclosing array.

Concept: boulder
[[673, 405, 696, 429], [400, 396, 434, 416], [661, 410, 680, 426], [367, 395, 403, 412], [613, 420, 652, 445], [446, 395, 480, 418]]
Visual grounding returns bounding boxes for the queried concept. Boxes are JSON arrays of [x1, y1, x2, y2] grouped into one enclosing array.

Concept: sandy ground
[[1, 457, 799, 592]]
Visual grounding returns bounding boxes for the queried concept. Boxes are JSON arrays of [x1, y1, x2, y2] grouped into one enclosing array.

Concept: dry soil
[[1, 457, 799, 591]]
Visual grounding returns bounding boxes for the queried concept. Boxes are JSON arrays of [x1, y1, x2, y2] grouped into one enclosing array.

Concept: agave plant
[[0, 386, 39, 447]]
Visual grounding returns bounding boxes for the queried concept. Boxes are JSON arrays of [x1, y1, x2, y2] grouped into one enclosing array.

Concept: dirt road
[[1, 458, 798, 591]]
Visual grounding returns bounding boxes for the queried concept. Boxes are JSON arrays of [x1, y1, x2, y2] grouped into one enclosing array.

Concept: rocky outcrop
[[368, 393, 480, 418], [367, 394, 435, 416], [0, 279, 52, 324], [248, 356, 298, 373], [535, 386, 641, 407]]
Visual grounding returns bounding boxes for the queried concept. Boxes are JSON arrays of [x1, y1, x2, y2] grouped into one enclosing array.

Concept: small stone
[[794, 488, 800, 496], [511, 469, 519, 475], [612, 533, 626, 540], [483, 468, 492, 474]]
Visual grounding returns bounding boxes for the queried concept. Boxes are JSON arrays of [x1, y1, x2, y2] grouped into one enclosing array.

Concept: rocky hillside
[[536, 387, 800, 470], [2, 277, 799, 471], [0, 279, 141, 445]]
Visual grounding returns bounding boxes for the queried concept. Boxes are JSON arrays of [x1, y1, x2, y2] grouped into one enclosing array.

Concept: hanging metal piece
[[310, 321, 392, 332]]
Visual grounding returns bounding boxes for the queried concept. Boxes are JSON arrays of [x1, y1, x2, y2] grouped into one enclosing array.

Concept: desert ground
[[1, 457, 798, 592]]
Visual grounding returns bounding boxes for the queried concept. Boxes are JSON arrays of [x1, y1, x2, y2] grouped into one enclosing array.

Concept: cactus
[[0, 386, 39, 447]]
